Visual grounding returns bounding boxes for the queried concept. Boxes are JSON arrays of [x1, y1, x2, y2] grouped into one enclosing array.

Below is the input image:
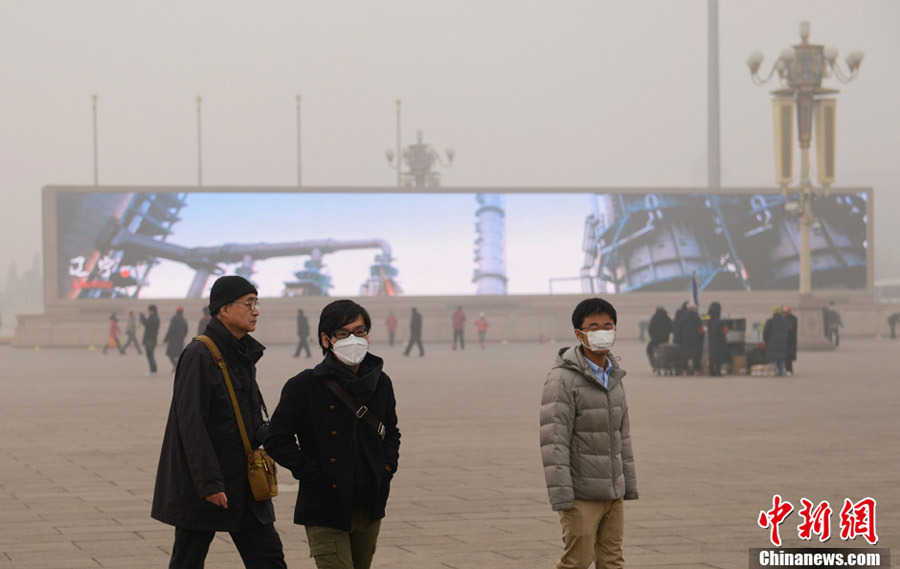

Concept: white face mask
[[581, 329, 616, 352], [332, 335, 369, 366]]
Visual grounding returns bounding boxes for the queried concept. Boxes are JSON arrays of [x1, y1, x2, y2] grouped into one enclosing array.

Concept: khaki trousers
[[305, 507, 381, 569], [554, 498, 625, 569]]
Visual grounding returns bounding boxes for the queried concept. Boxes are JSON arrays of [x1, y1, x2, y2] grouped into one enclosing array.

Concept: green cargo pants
[[305, 507, 381, 569]]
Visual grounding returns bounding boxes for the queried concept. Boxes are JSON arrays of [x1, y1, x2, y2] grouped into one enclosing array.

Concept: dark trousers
[[122, 331, 142, 354], [294, 335, 311, 357], [404, 334, 424, 356], [145, 346, 157, 373], [452, 330, 464, 350], [169, 520, 286, 569], [681, 351, 701, 375], [388, 332, 395, 346]]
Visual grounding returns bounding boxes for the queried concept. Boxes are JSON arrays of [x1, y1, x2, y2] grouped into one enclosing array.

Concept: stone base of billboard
[[11, 289, 890, 349]]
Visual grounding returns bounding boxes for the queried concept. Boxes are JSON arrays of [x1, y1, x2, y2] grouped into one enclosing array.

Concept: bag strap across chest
[[323, 379, 386, 440], [195, 335, 254, 460]]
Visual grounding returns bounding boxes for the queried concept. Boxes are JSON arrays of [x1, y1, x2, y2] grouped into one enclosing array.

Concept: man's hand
[[205, 492, 228, 508]]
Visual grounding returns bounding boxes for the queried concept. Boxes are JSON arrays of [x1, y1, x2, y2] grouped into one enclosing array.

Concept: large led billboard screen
[[48, 187, 871, 301]]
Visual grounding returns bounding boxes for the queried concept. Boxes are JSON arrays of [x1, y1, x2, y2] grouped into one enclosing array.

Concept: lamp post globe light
[[747, 21, 863, 350]]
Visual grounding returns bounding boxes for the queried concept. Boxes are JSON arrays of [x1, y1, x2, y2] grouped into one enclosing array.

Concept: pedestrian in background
[[824, 304, 843, 347], [294, 308, 311, 358], [121, 311, 142, 355], [675, 303, 704, 375], [763, 305, 789, 376], [385, 311, 398, 347], [164, 306, 189, 372], [646, 306, 672, 371], [671, 301, 689, 345], [197, 306, 211, 336], [403, 307, 424, 357], [784, 306, 798, 375], [102, 313, 124, 355], [889, 312, 900, 339], [474, 312, 490, 349], [141, 305, 160, 376], [451, 306, 466, 350], [706, 302, 729, 377]]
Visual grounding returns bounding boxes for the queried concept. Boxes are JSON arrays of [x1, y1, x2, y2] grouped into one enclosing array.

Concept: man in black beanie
[[151, 276, 286, 568]]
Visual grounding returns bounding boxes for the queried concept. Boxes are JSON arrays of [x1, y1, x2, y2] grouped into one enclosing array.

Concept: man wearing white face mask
[[265, 300, 400, 569], [540, 298, 638, 569]]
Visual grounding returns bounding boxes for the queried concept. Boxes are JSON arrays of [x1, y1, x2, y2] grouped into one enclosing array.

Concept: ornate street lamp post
[[385, 129, 454, 188], [747, 21, 863, 349]]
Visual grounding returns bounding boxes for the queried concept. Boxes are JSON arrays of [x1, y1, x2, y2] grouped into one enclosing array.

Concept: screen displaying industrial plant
[[54, 189, 869, 299]]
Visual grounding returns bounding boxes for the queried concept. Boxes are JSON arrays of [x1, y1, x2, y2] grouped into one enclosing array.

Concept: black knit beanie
[[209, 276, 258, 315]]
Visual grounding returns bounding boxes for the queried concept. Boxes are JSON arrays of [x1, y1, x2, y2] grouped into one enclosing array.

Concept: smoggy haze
[[2, 1, 899, 292]]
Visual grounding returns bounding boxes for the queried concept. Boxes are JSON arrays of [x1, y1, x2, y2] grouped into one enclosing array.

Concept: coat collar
[[556, 344, 626, 389], [202, 316, 265, 365]]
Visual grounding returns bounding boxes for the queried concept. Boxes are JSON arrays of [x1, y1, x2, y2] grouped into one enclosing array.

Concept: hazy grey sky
[[3, 1, 899, 285]]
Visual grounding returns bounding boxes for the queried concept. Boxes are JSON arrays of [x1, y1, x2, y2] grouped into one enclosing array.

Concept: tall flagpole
[[92, 94, 99, 185], [296, 94, 302, 187], [395, 99, 402, 187], [707, 0, 721, 188], [196, 96, 203, 186]]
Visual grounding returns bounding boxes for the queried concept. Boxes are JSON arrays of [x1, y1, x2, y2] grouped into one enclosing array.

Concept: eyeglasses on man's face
[[234, 298, 260, 310], [332, 327, 369, 340]]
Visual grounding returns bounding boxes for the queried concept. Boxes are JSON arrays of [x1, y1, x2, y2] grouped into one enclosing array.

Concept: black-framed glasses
[[577, 325, 616, 333], [234, 298, 260, 310], [332, 327, 369, 340]]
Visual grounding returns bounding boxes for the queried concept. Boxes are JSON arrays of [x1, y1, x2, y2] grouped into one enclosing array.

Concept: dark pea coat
[[265, 352, 401, 533], [151, 317, 275, 531]]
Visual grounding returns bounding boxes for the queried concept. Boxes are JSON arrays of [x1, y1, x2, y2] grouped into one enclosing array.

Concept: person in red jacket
[[385, 311, 398, 347], [102, 313, 124, 354]]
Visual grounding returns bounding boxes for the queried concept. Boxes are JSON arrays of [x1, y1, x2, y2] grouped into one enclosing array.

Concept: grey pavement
[[0, 335, 897, 568]]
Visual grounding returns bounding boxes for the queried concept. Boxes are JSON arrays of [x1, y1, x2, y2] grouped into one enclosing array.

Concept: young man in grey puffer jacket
[[540, 298, 638, 569]]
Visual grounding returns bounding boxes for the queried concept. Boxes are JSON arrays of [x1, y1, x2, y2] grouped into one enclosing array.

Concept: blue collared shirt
[[585, 354, 614, 389]]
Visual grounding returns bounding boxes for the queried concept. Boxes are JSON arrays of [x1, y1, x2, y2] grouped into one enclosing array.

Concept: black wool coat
[[265, 352, 401, 532], [141, 313, 160, 348], [785, 313, 798, 362], [164, 313, 189, 358], [151, 317, 275, 532], [676, 310, 705, 357], [648, 309, 672, 345], [764, 314, 789, 362]]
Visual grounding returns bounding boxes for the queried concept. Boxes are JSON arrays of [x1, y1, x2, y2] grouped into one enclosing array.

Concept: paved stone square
[[0, 335, 897, 568]]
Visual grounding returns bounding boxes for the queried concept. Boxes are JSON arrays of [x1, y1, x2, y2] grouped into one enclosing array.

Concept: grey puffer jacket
[[540, 345, 638, 511]]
